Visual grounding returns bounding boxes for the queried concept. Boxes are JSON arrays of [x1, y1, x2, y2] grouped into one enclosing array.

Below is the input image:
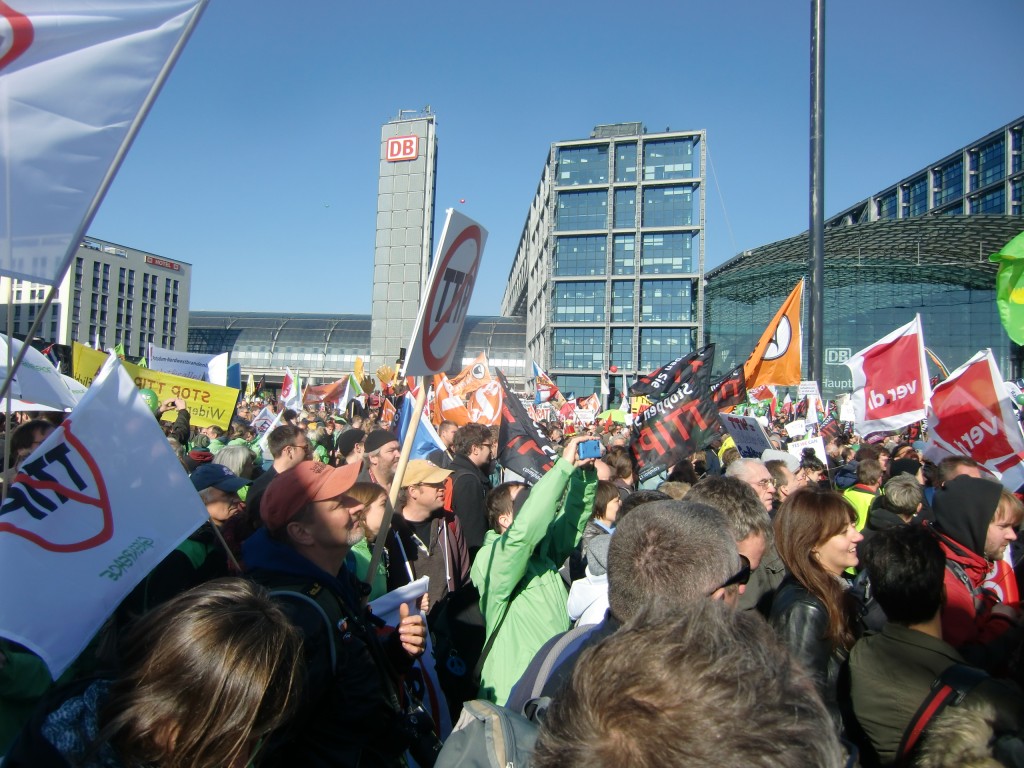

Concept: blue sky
[[87, 0, 1023, 316]]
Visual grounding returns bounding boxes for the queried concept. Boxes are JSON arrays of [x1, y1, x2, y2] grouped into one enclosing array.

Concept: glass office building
[[501, 123, 706, 398], [706, 116, 1024, 398]]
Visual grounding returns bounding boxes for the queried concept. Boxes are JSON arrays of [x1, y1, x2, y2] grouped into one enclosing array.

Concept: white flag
[[0, 356, 207, 676], [0, 0, 208, 285], [281, 367, 302, 411]]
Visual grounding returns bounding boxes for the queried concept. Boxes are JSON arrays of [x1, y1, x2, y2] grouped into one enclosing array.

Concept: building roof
[[706, 215, 1023, 303]]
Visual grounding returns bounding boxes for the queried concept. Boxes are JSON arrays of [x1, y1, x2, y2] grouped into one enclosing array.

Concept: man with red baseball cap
[[243, 460, 428, 766]]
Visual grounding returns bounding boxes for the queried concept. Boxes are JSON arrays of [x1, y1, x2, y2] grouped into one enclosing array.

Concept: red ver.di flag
[[630, 345, 719, 482], [404, 209, 487, 376], [924, 349, 1024, 490], [844, 315, 930, 435], [0, 356, 208, 676]]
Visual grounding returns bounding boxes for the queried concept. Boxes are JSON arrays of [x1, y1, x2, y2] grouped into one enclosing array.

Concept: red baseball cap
[[261, 460, 361, 533]]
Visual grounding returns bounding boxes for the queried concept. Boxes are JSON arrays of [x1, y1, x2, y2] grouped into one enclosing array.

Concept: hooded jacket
[[931, 475, 1014, 655], [470, 458, 597, 705]]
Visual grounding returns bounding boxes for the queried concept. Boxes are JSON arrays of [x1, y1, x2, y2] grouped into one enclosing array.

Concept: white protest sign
[[798, 380, 820, 398], [575, 408, 596, 424], [370, 576, 452, 741], [720, 413, 773, 459], [784, 420, 807, 439], [404, 209, 488, 376], [840, 399, 856, 423], [0, 356, 207, 676], [788, 435, 827, 466], [148, 343, 217, 381]]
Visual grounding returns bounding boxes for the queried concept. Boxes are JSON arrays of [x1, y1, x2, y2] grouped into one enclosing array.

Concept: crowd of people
[[1, 393, 1023, 767]]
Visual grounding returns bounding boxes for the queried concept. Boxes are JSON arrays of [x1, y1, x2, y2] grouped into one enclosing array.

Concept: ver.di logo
[[0, 2, 33, 71], [0, 419, 114, 552]]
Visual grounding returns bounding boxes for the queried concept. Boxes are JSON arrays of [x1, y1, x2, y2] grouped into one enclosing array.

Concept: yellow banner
[[72, 342, 238, 429]]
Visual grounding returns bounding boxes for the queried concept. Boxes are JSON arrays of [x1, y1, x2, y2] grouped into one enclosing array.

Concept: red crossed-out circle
[[0, 2, 33, 71], [421, 225, 482, 372], [0, 419, 114, 553]]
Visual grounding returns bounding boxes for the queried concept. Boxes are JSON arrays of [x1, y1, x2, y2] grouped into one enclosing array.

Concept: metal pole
[[809, 0, 826, 387]]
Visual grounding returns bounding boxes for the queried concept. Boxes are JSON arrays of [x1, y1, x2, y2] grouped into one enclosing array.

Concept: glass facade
[[903, 176, 928, 218], [614, 188, 636, 228], [643, 185, 696, 227], [704, 218, 1022, 397], [554, 375, 601, 397], [641, 233, 695, 274], [611, 281, 634, 322], [610, 327, 633, 369], [973, 138, 1005, 190], [639, 328, 693, 370], [553, 282, 606, 322], [640, 280, 692, 322], [972, 187, 1005, 214], [615, 143, 637, 182], [612, 235, 635, 274], [552, 327, 603, 369], [554, 236, 606, 276], [557, 190, 607, 231], [933, 160, 963, 207], [188, 312, 527, 386], [557, 145, 609, 186], [643, 138, 698, 180], [877, 191, 898, 220]]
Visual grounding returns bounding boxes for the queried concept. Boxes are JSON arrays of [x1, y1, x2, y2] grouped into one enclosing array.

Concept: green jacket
[[470, 458, 596, 704], [849, 623, 1024, 765]]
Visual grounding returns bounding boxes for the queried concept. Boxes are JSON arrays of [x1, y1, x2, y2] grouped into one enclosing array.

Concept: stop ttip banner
[[630, 345, 719, 482], [496, 369, 558, 484], [923, 349, 1024, 490], [0, 356, 208, 676]]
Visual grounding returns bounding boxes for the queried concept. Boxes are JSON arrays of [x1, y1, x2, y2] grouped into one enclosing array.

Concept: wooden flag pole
[[363, 376, 429, 601]]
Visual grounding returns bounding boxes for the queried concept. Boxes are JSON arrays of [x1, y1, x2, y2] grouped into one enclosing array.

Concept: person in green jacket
[[843, 458, 882, 532], [470, 436, 598, 705]]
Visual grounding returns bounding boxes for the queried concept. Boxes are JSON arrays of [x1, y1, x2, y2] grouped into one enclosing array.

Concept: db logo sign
[[386, 135, 419, 162], [825, 347, 851, 365]]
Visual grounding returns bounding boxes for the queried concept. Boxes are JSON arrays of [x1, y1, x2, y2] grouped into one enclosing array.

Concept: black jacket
[[449, 455, 490, 558], [769, 576, 845, 727]]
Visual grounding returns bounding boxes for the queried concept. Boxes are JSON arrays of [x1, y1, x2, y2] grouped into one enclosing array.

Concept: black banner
[[630, 348, 719, 482], [496, 369, 560, 485], [711, 365, 746, 411], [630, 345, 715, 402]]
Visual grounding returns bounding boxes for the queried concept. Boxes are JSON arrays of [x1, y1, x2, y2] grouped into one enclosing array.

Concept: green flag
[[990, 231, 1024, 344], [136, 356, 148, 368], [113, 342, 125, 359]]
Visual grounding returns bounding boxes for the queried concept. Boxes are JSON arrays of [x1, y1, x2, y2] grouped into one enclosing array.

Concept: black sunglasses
[[710, 555, 751, 595]]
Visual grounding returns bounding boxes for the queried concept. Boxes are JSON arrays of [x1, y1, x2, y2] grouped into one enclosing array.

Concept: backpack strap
[[529, 622, 600, 703], [269, 588, 338, 673], [897, 663, 989, 763], [945, 559, 984, 613]]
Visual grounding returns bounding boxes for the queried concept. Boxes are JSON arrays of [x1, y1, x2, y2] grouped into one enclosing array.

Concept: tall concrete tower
[[369, 108, 438, 372]]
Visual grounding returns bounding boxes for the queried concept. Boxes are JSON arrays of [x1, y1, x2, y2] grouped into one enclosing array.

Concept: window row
[[554, 233, 698, 276], [557, 138, 700, 186], [549, 280, 694, 323], [550, 327, 696, 370], [556, 186, 700, 231]]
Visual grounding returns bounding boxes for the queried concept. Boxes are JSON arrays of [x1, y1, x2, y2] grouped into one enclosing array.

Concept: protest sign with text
[[720, 413, 773, 459], [0, 356, 208, 675], [788, 435, 828, 467], [924, 349, 1024, 490], [630, 345, 718, 482], [73, 343, 237, 429], [404, 210, 487, 376]]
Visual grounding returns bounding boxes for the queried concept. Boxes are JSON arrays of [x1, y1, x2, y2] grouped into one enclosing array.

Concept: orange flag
[[432, 374, 472, 426], [448, 353, 492, 397], [743, 280, 803, 389], [467, 379, 502, 426]]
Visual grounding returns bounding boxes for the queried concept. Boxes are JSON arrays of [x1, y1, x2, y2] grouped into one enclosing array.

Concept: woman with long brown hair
[[769, 485, 863, 726], [6, 578, 303, 768]]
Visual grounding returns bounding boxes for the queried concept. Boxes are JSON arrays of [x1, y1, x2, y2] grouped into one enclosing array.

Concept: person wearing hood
[[242, 461, 427, 766], [930, 475, 1023, 669]]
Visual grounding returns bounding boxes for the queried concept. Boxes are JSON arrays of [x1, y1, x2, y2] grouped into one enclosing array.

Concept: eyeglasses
[[289, 443, 312, 456], [754, 478, 776, 488], [709, 555, 751, 595]]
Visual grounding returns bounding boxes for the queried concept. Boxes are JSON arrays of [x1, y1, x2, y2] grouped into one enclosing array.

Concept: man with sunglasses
[[507, 499, 743, 717], [244, 424, 311, 526]]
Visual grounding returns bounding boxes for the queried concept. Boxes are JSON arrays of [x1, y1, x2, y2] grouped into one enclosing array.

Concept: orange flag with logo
[[743, 280, 803, 389], [467, 379, 503, 426], [448, 353, 492, 397], [432, 374, 472, 426]]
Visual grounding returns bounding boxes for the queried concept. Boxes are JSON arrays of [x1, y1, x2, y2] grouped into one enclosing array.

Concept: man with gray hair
[[507, 499, 744, 713], [725, 457, 776, 512], [685, 475, 785, 614], [535, 600, 845, 768]]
